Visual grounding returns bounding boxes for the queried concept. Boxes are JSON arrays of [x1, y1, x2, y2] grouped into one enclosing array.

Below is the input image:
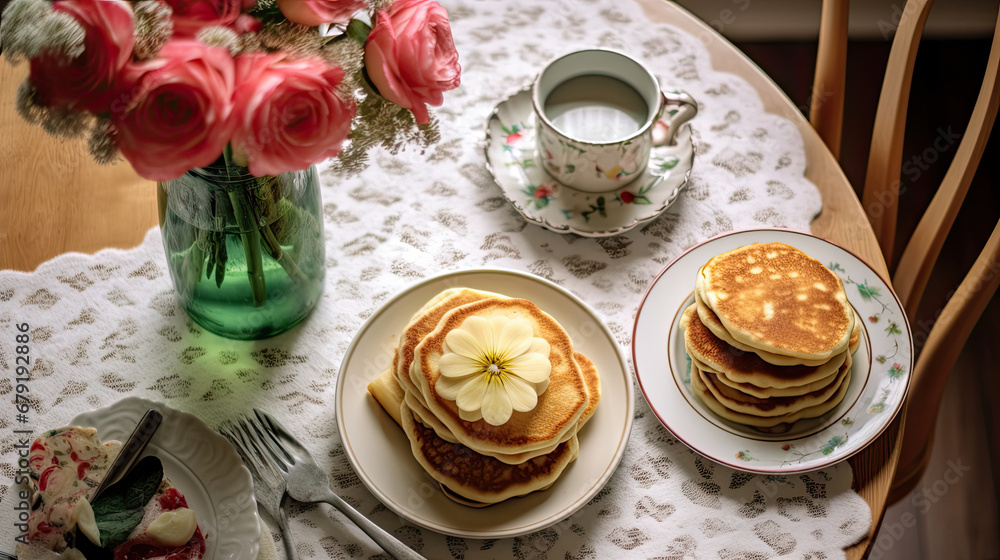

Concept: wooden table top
[[0, 2, 900, 556], [0, 61, 157, 270]]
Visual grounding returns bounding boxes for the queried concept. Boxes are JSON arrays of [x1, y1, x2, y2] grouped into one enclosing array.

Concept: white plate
[[69, 397, 260, 559], [484, 87, 695, 237], [632, 229, 913, 473], [336, 268, 633, 538]]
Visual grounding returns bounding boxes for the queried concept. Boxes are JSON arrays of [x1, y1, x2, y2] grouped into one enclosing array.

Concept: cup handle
[[653, 90, 697, 147]]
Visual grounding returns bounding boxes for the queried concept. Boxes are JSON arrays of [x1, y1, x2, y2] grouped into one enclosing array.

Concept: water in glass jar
[[544, 74, 649, 142], [157, 174, 326, 341]]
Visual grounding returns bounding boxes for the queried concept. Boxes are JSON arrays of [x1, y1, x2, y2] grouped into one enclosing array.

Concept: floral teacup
[[532, 48, 697, 193]]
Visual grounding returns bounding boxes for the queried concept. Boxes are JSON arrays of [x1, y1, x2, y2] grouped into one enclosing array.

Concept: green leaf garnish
[[91, 455, 164, 550]]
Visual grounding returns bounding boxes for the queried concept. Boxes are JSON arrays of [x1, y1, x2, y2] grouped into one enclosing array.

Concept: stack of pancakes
[[681, 242, 860, 431], [368, 288, 600, 505]]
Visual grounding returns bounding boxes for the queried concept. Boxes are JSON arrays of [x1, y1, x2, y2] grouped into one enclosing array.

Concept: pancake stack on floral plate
[[681, 242, 860, 432], [368, 288, 600, 505]]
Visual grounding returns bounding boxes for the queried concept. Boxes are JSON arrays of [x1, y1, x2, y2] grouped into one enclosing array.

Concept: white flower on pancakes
[[436, 316, 552, 425]]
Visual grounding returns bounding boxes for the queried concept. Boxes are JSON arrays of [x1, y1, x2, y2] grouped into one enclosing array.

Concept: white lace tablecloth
[[0, 0, 873, 558]]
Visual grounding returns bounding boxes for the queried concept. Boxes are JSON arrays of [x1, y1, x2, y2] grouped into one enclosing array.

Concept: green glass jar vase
[[157, 162, 325, 339]]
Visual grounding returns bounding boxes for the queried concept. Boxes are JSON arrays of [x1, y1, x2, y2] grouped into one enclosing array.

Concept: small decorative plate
[[0, 397, 261, 559], [336, 268, 634, 538], [632, 229, 912, 473], [484, 87, 695, 237]]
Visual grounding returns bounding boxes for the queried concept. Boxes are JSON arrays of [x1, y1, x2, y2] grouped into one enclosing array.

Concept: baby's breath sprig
[[41, 12, 87, 58], [368, 0, 394, 13], [17, 81, 89, 141], [88, 117, 119, 165], [237, 31, 265, 54], [133, 0, 173, 60], [197, 26, 242, 56], [257, 21, 325, 58], [321, 36, 365, 83], [39, 105, 91, 139], [328, 89, 441, 176], [14, 81, 45, 125], [0, 0, 85, 63]]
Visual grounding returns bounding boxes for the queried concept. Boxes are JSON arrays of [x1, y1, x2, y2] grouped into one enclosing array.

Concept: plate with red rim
[[335, 268, 634, 538], [632, 229, 912, 473]]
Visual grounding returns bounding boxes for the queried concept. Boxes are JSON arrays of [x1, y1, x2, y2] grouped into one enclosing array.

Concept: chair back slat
[[860, 0, 934, 267], [890, 219, 1000, 500], [810, 0, 849, 159], [892, 13, 1000, 318], [809, 0, 1000, 503]]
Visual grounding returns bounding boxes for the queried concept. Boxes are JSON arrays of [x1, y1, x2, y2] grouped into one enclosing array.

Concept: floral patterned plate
[[336, 268, 633, 538], [484, 87, 695, 237], [632, 229, 912, 473]]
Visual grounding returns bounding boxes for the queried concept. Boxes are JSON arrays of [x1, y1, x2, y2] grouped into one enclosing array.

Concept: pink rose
[[113, 40, 237, 181], [276, 0, 365, 26], [28, 0, 135, 113], [231, 53, 356, 177], [163, 0, 254, 36], [364, 0, 460, 124]]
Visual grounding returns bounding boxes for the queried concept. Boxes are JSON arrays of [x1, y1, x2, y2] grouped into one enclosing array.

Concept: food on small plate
[[683, 242, 860, 432], [16, 427, 205, 560], [367, 287, 601, 505]]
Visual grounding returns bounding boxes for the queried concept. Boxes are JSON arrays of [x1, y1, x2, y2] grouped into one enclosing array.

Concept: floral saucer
[[484, 88, 695, 237]]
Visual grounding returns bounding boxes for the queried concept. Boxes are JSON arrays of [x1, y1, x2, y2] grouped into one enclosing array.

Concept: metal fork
[[248, 410, 424, 560], [220, 419, 299, 560]]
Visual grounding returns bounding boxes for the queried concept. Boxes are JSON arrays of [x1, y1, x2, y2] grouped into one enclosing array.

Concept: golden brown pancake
[[699, 352, 851, 417], [697, 356, 841, 398], [695, 292, 862, 366], [370, 347, 601, 465], [405, 393, 568, 463], [682, 305, 846, 389], [690, 360, 852, 428], [574, 352, 602, 429], [696, 242, 855, 361], [695, 292, 830, 367], [399, 406, 580, 505], [369, 368, 566, 462], [412, 297, 589, 456], [848, 313, 860, 352]]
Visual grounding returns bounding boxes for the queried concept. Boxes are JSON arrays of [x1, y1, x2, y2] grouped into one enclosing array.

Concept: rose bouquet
[[1, 0, 460, 178], [0, 0, 461, 338]]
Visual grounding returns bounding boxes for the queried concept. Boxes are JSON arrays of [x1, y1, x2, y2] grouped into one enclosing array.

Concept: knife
[[89, 408, 163, 503]]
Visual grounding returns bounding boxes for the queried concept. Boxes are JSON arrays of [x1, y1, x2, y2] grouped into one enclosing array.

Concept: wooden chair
[[810, 0, 1000, 503]]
